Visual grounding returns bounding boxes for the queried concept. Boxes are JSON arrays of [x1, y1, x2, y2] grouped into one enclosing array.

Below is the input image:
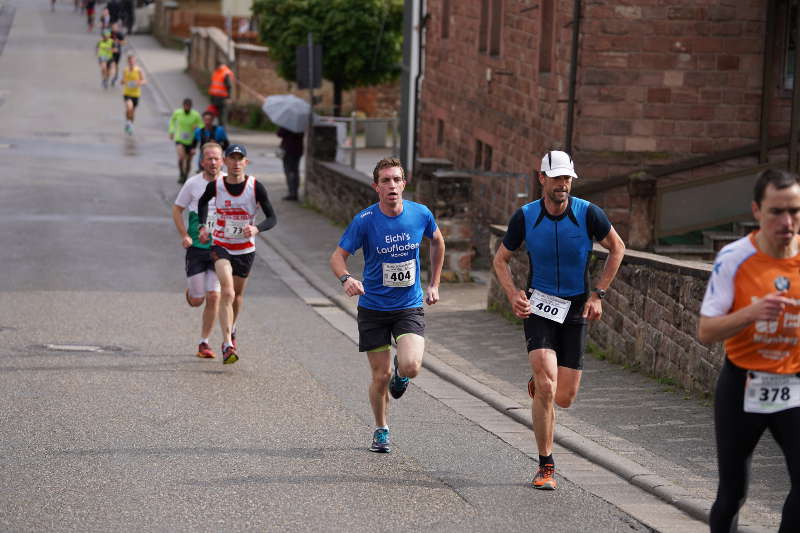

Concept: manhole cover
[[45, 344, 104, 352], [37, 344, 124, 353]]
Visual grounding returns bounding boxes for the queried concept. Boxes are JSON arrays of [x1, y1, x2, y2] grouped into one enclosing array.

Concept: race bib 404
[[382, 259, 415, 288], [744, 371, 800, 414]]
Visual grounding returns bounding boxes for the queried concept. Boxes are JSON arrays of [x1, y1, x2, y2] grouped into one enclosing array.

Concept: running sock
[[222, 342, 232, 350], [539, 454, 554, 466], [376, 426, 389, 431], [200, 338, 209, 345]]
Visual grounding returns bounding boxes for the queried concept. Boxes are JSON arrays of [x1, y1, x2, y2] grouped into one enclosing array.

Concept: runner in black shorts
[[197, 144, 277, 365], [493, 150, 625, 490], [330, 157, 445, 453], [109, 23, 125, 86]]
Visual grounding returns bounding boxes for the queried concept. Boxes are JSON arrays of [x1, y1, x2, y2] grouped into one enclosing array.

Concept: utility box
[[364, 120, 388, 148]]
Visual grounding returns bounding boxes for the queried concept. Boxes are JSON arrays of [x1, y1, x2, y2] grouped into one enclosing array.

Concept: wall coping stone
[[489, 224, 712, 279], [318, 160, 374, 188], [236, 43, 269, 53], [432, 169, 474, 180]]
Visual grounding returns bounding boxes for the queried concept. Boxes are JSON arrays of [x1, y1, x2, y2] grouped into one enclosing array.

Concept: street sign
[[296, 43, 322, 89]]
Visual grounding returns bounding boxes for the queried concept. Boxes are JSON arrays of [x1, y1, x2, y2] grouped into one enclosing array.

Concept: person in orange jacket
[[208, 61, 234, 127]]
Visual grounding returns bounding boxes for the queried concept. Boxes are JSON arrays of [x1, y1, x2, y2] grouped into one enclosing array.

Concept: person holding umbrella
[[277, 127, 304, 201], [262, 94, 311, 201]]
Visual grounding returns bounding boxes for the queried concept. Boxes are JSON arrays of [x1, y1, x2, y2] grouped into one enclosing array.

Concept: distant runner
[[169, 98, 203, 184], [121, 54, 145, 135], [96, 30, 113, 89]]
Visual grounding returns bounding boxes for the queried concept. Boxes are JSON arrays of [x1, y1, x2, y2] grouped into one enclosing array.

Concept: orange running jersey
[[701, 232, 800, 373]]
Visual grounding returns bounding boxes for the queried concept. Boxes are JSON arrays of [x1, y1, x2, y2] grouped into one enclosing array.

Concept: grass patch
[[586, 341, 607, 361]]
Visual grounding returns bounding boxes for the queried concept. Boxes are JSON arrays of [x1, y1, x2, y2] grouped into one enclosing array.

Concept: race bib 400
[[529, 289, 571, 324]]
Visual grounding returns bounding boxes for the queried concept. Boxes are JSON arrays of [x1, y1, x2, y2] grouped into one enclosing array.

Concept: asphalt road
[[0, 3, 662, 531]]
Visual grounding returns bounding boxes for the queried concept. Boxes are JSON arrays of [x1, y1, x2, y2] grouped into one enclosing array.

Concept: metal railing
[[315, 113, 399, 169]]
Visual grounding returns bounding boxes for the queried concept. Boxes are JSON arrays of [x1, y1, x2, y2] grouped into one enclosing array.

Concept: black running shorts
[[523, 314, 587, 370], [357, 306, 425, 352], [185, 246, 215, 277], [210, 245, 255, 278], [123, 95, 139, 108]]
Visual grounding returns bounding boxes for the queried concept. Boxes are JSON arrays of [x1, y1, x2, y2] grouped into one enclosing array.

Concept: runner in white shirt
[[171, 142, 225, 359]]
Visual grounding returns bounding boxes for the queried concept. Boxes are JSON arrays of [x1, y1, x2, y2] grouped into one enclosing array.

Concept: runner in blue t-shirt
[[493, 150, 625, 490], [330, 157, 445, 453]]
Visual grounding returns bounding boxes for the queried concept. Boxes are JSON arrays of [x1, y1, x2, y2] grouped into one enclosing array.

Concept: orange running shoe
[[527, 376, 535, 399], [196, 342, 216, 359], [532, 464, 557, 490]]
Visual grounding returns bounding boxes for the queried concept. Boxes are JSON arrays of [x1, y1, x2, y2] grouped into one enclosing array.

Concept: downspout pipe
[[412, 1, 427, 174], [565, 0, 581, 154]]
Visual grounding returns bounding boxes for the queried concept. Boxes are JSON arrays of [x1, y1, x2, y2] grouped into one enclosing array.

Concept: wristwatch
[[339, 274, 352, 285], [592, 288, 606, 299]]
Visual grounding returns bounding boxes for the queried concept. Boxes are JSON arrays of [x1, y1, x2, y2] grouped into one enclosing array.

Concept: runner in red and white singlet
[[212, 174, 258, 254], [197, 144, 277, 364]]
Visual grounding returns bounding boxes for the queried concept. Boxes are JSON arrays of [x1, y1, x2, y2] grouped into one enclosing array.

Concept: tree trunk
[[333, 82, 342, 117]]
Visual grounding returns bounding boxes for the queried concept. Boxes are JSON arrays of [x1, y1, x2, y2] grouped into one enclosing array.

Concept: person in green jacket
[[169, 98, 204, 183], [96, 30, 114, 89]]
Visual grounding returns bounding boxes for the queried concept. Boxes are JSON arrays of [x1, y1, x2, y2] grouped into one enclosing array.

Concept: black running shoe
[[389, 354, 410, 399], [369, 428, 390, 453]]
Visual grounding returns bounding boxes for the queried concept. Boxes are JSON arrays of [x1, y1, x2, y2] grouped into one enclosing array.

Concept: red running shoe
[[196, 342, 215, 359]]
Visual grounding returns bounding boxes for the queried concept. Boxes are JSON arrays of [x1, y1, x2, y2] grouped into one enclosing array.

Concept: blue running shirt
[[339, 201, 438, 311], [503, 196, 611, 298]]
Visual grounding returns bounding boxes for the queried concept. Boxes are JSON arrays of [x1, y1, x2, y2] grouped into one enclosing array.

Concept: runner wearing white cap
[[493, 150, 625, 489]]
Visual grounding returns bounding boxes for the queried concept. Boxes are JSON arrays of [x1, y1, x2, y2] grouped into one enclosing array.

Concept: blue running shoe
[[370, 428, 390, 453], [389, 354, 410, 399]]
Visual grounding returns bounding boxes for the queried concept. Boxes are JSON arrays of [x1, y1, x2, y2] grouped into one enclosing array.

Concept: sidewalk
[[132, 34, 784, 531]]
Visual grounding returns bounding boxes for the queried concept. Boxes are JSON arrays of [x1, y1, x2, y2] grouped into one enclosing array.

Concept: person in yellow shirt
[[121, 54, 146, 135], [96, 30, 114, 89]]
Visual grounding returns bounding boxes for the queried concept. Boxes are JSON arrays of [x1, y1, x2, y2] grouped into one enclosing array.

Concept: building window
[[441, 0, 450, 39], [479, 0, 503, 56], [475, 139, 484, 169], [479, 0, 489, 53], [484, 143, 493, 171], [437, 119, 445, 145], [489, 0, 503, 56], [785, 1, 798, 90], [539, 0, 554, 73]]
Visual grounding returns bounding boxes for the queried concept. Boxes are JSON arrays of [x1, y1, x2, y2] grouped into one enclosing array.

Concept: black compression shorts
[[523, 314, 587, 370]]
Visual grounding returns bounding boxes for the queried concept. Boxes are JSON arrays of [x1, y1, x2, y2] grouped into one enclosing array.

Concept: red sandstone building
[[416, 0, 799, 254]]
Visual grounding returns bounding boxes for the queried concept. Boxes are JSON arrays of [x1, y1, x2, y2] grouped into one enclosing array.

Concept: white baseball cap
[[540, 150, 578, 179]]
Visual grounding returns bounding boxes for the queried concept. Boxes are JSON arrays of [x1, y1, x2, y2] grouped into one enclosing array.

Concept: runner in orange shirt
[[698, 168, 800, 533]]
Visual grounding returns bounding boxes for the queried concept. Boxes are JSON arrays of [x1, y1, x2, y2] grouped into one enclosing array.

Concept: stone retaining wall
[[305, 160, 376, 227], [488, 225, 724, 395]]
